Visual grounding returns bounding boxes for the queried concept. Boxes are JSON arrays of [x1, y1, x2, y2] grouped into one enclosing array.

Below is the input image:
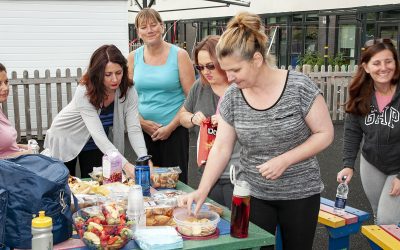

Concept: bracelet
[[190, 113, 196, 125]]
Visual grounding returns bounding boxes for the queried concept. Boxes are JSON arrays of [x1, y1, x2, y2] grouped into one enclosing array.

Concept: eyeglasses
[[194, 63, 216, 71], [362, 38, 394, 50]]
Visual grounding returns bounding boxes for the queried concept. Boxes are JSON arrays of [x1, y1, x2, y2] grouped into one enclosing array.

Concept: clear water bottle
[[135, 155, 152, 197], [334, 176, 348, 215], [32, 211, 53, 250], [127, 185, 146, 233], [28, 139, 40, 154]]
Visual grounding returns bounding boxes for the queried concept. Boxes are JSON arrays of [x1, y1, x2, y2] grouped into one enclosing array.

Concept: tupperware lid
[[135, 155, 152, 166]]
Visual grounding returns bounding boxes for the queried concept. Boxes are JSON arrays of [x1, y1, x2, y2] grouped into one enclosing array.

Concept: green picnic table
[[66, 180, 274, 250], [175, 181, 275, 249]]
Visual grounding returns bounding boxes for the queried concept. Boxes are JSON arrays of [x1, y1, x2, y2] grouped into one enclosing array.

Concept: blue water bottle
[[135, 155, 152, 196]]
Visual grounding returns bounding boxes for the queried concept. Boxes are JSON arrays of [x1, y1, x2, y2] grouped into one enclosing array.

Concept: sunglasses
[[362, 38, 394, 50], [194, 63, 216, 71]]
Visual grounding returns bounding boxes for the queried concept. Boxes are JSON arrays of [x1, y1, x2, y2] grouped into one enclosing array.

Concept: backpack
[[0, 154, 73, 249]]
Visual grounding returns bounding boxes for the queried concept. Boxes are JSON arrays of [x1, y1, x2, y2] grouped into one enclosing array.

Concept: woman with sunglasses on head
[[180, 12, 334, 250], [337, 38, 400, 225], [44, 45, 148, 178], [127, 8, 195, 184], [180, 35, 240, 208], [0, 63, 33, 159]]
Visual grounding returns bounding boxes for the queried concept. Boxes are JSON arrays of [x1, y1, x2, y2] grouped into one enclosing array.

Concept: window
[[210, 21, 217, 35], [201, 21, 209, 39], [338, 24, 356, 66], [381, 10, 400, 19], [268, 17, 277, 24], [278, 27, 288, 66], [365, 23, 375, 41], [292, 14, 303, 22], [291, 26, 303, 66], [306, 14, 319, 22], [305, 25, 318, 51], [366, 13, 377, 21]]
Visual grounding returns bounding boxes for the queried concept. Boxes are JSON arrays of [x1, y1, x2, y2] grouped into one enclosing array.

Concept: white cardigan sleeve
[[125, 87, 148, 157], [75, 86, 121, 158]]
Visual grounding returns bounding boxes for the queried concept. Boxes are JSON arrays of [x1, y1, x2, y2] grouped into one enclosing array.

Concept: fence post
[[45, 70, 53, 129], [34, 70, 43, 140], [11, 71, 21, 142], [66, 68, 72, 103], [23, 71, 32, 140], [56, 69, 62, 113]]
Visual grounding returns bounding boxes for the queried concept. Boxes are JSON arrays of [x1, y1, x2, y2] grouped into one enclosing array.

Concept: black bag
[[0, 154, 73, 249]]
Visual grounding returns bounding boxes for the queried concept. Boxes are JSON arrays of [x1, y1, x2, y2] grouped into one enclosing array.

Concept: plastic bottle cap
[[135, 155, 152, 166], [233, 180, 251, 197], [32, 211, 52, 228]]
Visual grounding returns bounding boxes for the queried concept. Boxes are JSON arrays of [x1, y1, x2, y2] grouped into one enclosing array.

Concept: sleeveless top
[[133, 45, 185, 126]]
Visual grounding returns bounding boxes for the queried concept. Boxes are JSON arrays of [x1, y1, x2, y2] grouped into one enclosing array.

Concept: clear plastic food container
[[173, 209, 220, 237], [151, 167, 181, 188]]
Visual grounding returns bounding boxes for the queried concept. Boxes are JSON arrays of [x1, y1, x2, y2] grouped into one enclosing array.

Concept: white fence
[[1, 65, 356, 141], [283, 64, 357, 121]]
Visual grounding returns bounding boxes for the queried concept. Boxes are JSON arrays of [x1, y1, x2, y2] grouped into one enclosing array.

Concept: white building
[[0, 0, 129, 76], [0, 0, 129, 136]]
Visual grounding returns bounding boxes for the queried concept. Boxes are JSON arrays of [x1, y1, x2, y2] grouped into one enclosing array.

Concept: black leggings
[[64, 148, 103, 178], [250, 193, 320, 250], [143, 126, 189, 184]]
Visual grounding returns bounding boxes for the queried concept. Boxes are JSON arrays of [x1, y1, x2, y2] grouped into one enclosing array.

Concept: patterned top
[[219, 70, 324, 200]]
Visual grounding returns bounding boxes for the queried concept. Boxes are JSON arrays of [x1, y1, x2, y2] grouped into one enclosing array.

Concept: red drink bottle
[[230, 180, 251, 238]]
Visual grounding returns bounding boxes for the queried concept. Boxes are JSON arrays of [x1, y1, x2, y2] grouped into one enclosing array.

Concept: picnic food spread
[[66, 165, 224, 249]]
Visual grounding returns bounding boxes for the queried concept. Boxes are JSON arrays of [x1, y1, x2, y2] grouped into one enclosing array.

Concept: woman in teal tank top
[[127, 8, 195, 183]]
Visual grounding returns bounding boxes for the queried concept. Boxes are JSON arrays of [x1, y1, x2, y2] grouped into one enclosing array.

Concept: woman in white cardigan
[[44, 45, 147, 178]]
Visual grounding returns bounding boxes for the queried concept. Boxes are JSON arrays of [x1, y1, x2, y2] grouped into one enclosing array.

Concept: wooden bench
[[275, 197, 370, 250], [362, 224, 400, 249]]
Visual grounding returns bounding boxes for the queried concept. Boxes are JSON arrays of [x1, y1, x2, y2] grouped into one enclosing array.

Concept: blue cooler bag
[[0, 154, 73, 249]]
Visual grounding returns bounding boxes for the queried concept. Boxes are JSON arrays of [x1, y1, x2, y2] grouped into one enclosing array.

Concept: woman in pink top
[[0, 63, 31, 159]]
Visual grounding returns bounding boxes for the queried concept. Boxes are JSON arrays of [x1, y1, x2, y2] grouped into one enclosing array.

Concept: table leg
[[328, 235, 349, 250], [366, 239, 383, 250]]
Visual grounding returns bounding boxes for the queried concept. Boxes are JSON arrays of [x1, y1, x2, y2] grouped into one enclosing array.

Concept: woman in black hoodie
[[337, 38, 400, 225]]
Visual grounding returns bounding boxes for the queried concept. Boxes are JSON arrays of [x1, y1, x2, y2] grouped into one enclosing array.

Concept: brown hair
[[0, 63, 6, 72], [193, 35, 228, 85], [80, 45, 132, 109], [216, 12, 274, 64], [346, 41, 400, 116], [135, 8, 163, 29]]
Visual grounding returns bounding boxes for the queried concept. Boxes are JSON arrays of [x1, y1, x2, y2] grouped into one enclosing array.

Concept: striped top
[[219, 70, 324, 200]]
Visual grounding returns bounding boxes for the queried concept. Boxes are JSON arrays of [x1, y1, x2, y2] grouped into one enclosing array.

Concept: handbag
[[0, 154, 73, 249]]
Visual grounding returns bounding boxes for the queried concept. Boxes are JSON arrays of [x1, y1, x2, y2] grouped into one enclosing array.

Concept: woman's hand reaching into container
[[178, 189, 208, 215]]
